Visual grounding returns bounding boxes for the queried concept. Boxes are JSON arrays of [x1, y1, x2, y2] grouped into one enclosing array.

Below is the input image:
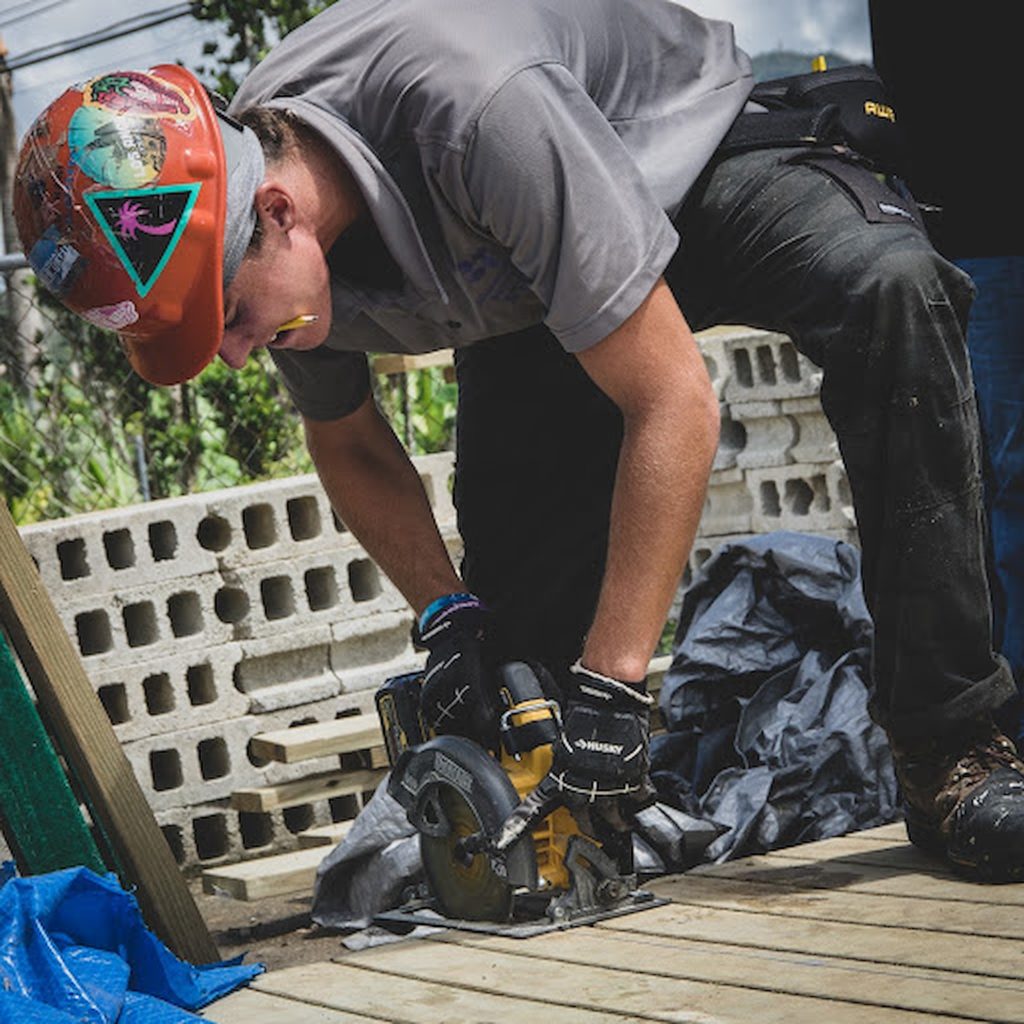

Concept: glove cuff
[[569, 660, 654, 708]]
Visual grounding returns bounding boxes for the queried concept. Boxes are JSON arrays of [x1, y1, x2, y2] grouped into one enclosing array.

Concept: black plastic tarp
[[652, 531, 900, 861]]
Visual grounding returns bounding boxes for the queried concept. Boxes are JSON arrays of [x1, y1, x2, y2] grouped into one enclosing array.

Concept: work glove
[[550, 661, 655, 812], [416, 592, 500, 746]]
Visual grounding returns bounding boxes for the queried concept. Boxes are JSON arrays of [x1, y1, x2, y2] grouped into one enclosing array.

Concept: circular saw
[[378, 661, 670, 936]]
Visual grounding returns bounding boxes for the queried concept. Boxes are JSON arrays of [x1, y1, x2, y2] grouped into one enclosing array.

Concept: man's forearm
[[582, 398, 718, 682], [304, 400, 463, 615]]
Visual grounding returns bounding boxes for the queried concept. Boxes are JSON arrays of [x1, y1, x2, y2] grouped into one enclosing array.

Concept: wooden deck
[[205, 822, 1024, 1023]]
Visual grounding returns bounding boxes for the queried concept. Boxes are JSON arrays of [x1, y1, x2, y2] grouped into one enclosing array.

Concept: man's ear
[[253, 181, 296, 232]]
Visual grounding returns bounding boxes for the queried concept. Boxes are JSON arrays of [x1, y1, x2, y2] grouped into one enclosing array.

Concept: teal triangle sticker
[[84, 184, 201, 297]]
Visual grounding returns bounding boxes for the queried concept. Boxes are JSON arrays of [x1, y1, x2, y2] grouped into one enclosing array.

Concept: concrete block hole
[[239, 811, 273, 849], [197, 514, 231, 552], [243, 503, 277, 549], [57, 537, 90, 580], [148, 520, 178, 561], [168, 591, 203, 637], [143, 672, 175, 715], [150, 748, 182, 791], [98, 683, 129, 724], [161, 824, 185, 865], [304, 566, 338, 611], [197, 737, 230, 780], [186, 663, 217, 706], [260, 575, 295, 620], [102, 528, 135, 570], [286, 496, 321, 540], [75, 609, 112, 656], [348, 559, 381, 602], [214, 586, 249, 624], [283, 804, 315, 834], [123, 601, 159, 648], [193, 814, 229, 860]]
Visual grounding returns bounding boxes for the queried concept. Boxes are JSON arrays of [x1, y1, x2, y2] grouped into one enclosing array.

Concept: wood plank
[[649, 871, 1024, 940], [250, 715, 383, 764], [205, 986, 385, 1023], [202, 846, 330, 901], [681, 851, 1024, 905], [372, 350, 454, 375], [256, 960, 638, 1023], [0, 501, 217, 964], [441, 928, 1024, 1023], [599, 902, 1024, 980], [331, 939, 976, 1024], [765, 832, 942, 865], [231, 769, 385, 813], [296, 821, 355, 849]]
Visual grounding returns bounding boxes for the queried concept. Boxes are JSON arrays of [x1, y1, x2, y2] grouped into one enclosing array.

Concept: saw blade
[[421, 782, 514, 922]]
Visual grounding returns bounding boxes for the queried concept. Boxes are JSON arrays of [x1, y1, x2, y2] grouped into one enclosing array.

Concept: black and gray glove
[[550, 660, 654, 805], [417, 592, 499, 745]]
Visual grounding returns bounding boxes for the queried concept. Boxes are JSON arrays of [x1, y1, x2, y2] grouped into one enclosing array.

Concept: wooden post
[[0, 499, 219, 964]]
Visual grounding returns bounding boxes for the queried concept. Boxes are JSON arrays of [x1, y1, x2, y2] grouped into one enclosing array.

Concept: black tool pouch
[[720, 64, 908, 176]]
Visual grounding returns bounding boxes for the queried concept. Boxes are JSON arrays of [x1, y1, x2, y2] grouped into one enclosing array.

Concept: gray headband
[[216, 111, 265, 287]]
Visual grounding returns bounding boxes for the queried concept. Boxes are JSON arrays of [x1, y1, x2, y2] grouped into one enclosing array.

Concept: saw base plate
[[374, 888, 668, 939]]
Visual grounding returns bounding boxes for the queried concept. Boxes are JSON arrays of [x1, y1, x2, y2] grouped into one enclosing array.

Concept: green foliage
[[376, 368, 458, 455], [191, 0, 336, 97]]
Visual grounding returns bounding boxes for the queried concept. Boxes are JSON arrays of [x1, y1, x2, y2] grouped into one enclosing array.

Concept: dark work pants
[[454, 147, 1016, 745]]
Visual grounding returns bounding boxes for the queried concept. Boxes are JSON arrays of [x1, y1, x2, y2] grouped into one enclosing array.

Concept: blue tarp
[[0, 865, 263, 1023]]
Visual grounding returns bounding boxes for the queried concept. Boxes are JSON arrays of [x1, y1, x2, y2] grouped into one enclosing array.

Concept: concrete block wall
[[12, 329, 857, 874], [17, 453, 456, 874]]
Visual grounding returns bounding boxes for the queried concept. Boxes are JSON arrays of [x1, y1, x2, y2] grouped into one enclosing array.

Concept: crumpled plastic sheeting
[[311, 776, 421, 933], [0, 866, 263, 1023], [653, 531, 900, 862]]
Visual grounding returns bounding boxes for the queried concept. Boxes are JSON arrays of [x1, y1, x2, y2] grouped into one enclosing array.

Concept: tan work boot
[[892, 721, 1024, 883]]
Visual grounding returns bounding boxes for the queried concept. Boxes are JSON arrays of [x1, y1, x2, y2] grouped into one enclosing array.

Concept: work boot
[[892, 721, 1024, 883]]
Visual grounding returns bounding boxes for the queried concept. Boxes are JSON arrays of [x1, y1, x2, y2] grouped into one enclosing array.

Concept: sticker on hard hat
[[28, 225, 85, 297], [84, 71, 195, 121], [82, 300, 140, 331], [84, 184, 200, 297], [68, 106, 166, 189]]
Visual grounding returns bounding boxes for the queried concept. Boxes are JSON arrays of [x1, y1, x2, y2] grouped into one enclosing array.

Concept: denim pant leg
[[667, 148, 1015, 744], [956, 255, 1024, 744]]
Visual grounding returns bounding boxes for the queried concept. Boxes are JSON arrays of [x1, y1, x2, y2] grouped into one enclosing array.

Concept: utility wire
[[4, 2, 196, 72], [0, 0, 69, 31]]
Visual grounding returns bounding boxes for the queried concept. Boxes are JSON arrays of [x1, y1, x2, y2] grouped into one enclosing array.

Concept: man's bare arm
[[303, 395, 463, 616], [575, 277, 720, 682]]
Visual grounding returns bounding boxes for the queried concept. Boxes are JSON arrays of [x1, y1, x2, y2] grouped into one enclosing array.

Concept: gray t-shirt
[[230, 0, 753, 420]]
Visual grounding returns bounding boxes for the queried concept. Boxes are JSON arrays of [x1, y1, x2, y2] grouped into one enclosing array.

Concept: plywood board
[[250, 716, 383, 764], [231, 769, 385, 813]]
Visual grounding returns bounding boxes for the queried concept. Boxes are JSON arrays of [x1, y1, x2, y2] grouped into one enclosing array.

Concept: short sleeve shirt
[[230, 0, 753, 419]]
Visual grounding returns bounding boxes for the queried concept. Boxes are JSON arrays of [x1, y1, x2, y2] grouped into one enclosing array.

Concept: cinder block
[[746, 461, 855, 534], [721, 328, 822, 404], [701, 468, 754, 535], [782, 395, 840, 465], [20, 492, 219, 599], [90, 643, 247, 743], [731, 400, 796, 470], [61, 571, 234, 670]]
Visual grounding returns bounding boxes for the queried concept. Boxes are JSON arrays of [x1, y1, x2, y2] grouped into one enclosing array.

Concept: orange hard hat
[[13, 65, 257, 385]]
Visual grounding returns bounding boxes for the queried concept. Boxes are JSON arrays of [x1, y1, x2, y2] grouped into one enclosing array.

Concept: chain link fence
[[0, 258, 457, 526]]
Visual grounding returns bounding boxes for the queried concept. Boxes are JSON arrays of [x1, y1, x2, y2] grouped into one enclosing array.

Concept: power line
[[4, 3, 196, 72], [0, 0, 70, 31]]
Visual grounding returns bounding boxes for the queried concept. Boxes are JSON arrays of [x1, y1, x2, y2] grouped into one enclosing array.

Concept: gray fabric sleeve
[[269, 346, 371, 421], [461, 63, 680, 352]]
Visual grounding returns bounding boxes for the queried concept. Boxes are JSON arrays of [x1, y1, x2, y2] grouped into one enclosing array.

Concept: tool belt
[[720, 63, 907, 176], [718, 64, 926, 229]]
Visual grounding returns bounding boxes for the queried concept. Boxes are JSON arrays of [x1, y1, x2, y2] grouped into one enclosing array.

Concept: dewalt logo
[[864, 100, 895, 122]]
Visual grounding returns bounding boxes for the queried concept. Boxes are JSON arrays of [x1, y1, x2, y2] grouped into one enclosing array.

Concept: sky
[[3, 0, 872, 135]]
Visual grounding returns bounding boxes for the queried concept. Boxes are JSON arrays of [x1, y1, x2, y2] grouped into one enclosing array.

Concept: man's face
[[218, 220, 332, 371]]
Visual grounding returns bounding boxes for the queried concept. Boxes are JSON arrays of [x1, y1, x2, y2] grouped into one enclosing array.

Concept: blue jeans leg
[[956, 255, 1024, 745]]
